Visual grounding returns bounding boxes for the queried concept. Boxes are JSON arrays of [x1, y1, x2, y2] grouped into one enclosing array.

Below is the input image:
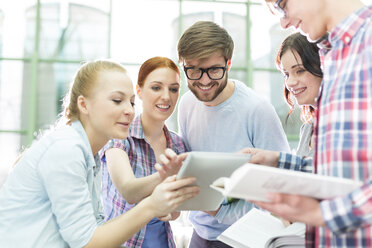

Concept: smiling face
[[267, 0, 329, 42], [184, 51, 229, 103], [137, 67, 180, 122], [85, 70, 135, 143], [280, 50, 322, 107]]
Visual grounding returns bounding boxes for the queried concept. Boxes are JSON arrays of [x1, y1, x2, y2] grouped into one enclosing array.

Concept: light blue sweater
[[178, 80, 290, 240]]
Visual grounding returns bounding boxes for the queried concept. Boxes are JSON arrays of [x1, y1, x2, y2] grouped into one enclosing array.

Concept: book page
[[217, 163, 362, 202], [265, 222, 305, 247], [218, 208, 304, 248]]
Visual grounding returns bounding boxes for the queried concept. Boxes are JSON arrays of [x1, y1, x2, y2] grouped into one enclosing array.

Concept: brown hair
[[62, 59, 127, 125], [137, 57, 180, 87], [177, 21, 234, 62], [276, 33, 322, 124]]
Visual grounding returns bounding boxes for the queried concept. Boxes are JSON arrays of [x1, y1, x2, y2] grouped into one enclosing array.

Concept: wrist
[[275, 151, 280, 163], [156, 171, 166, 182], [137, 196, 157, 220]]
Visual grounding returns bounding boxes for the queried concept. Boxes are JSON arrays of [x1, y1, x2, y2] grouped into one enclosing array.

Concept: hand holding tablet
[[174, 151, 251, 211]]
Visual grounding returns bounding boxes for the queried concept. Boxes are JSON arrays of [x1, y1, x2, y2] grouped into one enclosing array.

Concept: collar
[[129, 115, 146, 139], [129, 115, 177, 151], [71, 120, 91, 150], [328, 5, 371, 47], [71, 120, 101, 171]]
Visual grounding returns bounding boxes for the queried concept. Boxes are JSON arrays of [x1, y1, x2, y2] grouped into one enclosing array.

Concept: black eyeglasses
[[183, 63, 228, 80], [269, 0, 286, 18]]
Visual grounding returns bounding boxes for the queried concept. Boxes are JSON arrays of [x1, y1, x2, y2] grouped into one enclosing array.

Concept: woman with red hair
[[100, 56, 186, 248]]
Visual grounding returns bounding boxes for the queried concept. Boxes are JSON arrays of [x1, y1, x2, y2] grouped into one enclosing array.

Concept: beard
[[188, 73, 228, 102]]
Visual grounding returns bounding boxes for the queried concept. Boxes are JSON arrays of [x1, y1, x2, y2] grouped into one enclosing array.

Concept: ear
[[77, 95, 89, 116], [227, 59, 232, 72], [136, 84, 142, 100]]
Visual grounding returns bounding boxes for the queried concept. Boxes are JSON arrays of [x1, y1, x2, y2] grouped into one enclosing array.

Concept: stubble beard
[[188, 75, 228, 103]]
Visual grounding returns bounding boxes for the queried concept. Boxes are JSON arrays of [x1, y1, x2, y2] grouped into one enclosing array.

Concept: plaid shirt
[[100, 115, 187, 248], [278, 5, 372, 247]]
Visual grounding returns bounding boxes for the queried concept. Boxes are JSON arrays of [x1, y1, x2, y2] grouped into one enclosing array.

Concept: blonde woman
[[0, 60, 199, 248]]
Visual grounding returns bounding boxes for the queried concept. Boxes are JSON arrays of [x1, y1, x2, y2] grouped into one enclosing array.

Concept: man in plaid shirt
[[245, 0, 372, 247]]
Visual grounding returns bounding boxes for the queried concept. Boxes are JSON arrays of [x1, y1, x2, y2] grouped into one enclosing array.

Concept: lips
[[291, 87, 306, 96], [117, 122, 130, 128], [193, 82, 216, 92], [156, 104, 171, 110]]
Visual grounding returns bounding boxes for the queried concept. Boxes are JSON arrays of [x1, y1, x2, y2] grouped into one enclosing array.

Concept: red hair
[[137, 57, 180, 87]]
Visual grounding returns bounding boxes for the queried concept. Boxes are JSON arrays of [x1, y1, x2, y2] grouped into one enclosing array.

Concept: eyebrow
[[291, 64, 303, 69], [111, 91, 125, 96], [111, 91, 135, 98], [150, 81, 180, 86], [185, 63, 225, 68], [281, 64, 303, 73]]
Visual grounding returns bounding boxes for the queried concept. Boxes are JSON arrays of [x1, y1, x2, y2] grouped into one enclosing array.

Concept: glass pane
[[15, 61, 80, 147], [41, 0, 110, 13], [229, 69, 247, 85], [122, 64, 142, 115], [111, 0, 180, 63], [0, 133, 25, 188], [250, 4, 293, 66], [25, 1, 110, 60], [0, 60, 26, 130], [34, 62, 81, 129], [0, 10, 3, 56], [253, 70, 301, 149], [0, 0, 35, 58]]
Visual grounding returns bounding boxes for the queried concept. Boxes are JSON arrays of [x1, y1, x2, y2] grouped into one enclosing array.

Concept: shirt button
[[344, 36, 351, 43]]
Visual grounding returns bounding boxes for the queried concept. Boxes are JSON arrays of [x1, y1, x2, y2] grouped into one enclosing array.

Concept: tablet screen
[[176, 152, 251, 211]]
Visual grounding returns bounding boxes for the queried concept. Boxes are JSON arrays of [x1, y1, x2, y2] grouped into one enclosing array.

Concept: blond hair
[[177, 21, 234, 62], [61, 59, 127, 125]]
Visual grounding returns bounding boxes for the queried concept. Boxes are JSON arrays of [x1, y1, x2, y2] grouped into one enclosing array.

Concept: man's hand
[[252, 193, 325, 227], [238, 148, 280, 167]]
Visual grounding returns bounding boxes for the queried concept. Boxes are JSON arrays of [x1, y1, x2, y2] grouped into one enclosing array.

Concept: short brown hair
[[177, 21, 234, 62], [138, 57, 180, 87]]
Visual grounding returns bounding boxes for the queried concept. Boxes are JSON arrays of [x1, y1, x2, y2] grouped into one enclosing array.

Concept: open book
[[218, 208, 305, 248], [210, 163, 363, 202]]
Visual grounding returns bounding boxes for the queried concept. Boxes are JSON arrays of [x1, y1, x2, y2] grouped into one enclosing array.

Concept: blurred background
[[1, 0, 371, 246]]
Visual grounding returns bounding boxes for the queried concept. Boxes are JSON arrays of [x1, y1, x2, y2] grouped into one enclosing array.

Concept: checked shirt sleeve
[[321, 180, 372, 234], [277, 152, 313, 173]]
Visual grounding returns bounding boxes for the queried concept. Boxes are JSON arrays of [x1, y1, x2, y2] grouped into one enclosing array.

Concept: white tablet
[[176, 151, 251, 211]]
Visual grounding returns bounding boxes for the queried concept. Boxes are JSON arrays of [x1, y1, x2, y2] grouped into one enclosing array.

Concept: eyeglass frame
[[183, 62, 228, 80], [271, 0, 286, 18]]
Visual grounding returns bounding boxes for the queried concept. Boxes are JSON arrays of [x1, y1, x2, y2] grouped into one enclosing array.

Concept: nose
[[124, 102, 135, 117], [280, 17, 291, 29], [199, 71, 211, 84], [161, 88, 170, 100], [286, 75, 298, 89]]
